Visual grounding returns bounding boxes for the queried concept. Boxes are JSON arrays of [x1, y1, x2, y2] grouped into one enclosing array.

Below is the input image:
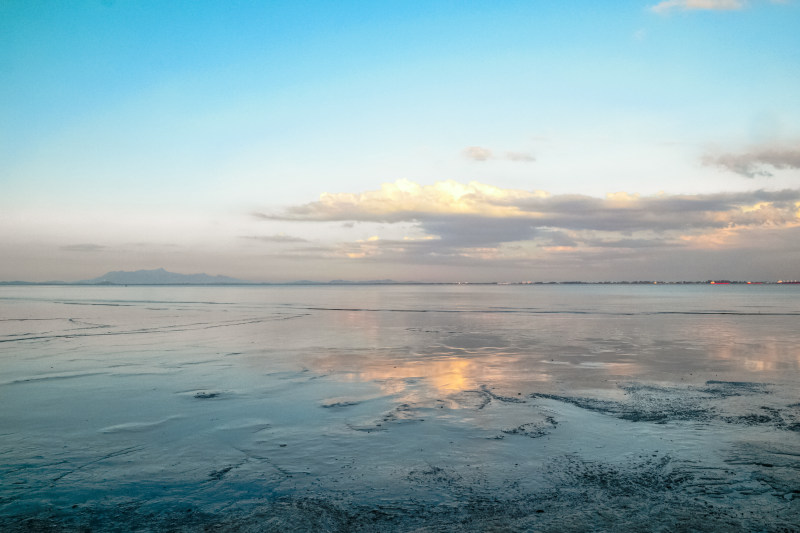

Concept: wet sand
[[1, 285, 799, 531]]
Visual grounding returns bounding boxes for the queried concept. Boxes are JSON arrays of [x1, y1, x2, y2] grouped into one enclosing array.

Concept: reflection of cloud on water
[[305, 309, 800, 402], [308, 339, 666, 399], [317, 350, 551, 397], [691, 318, 800, 373], [360, 358, 475, 393], [576, 361, 636, 372], [743, 360, 769, 372]]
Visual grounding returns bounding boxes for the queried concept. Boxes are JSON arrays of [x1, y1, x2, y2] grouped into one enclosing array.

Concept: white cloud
[[259, 179, 549, 222]]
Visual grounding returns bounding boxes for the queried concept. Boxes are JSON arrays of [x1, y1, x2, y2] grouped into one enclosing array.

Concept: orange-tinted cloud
[[256, 180, 800, 273]]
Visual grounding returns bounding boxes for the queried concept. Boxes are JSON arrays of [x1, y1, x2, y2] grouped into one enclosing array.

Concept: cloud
[[262, 180, 800, 230], [651, 0, 745, 13], [703, 146, 800, 178], [257, 179, 548, 222], [462, 146, 493, 161], [462, 146, 536, 162], [258, 180, 800, 268], [421, 215, 539, 247], [60, 243, 107, 252], [242, 234, 308, 243]]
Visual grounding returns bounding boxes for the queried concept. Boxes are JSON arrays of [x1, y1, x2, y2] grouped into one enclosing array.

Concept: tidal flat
[[1, 285, 799, 531]]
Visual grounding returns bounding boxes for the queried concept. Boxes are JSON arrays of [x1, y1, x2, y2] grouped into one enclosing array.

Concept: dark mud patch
[[321, 400, 361, 409], [532, 381, 797, 431], [177, 388, 231, 400], [448, 389, 492, 410], [406, 464, 464, 486], [480, 384, 527, 404], [447, 385, 526, 412], [723, 406, 800, 431], [208, 465, 235, 481], [530, 392, 621, 416], [699, 380, 770, 397], [546, 454, 692, 498], [617, 383, 714, 423], [535, 454, 800, 532], [530, 388, 708, 424], [207, 459, 247, 481], [502, 415, 558, 439], [348, 403, 426, 433], [345, 424, 387, 433], [381, 403, 423, 423], [194, 391, 221, 399]]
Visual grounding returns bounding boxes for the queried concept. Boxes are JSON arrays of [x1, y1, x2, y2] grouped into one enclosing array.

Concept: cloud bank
[[256, 180, 800, 274]]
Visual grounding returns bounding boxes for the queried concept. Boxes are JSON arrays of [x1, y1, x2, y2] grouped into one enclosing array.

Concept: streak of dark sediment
[[0, 314, 308, 343], [279, 305, 800, 317], [49, 446, 144, 484], [0, 318, 64, 322], [0, 372, 109, 386], [530, 381, 800, 430]]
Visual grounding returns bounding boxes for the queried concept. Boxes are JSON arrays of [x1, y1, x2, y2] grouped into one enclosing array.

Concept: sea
[[1, 284, 799, 531]]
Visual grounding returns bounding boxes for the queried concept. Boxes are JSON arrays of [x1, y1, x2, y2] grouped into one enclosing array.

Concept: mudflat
[[1, 285, 799, 531]]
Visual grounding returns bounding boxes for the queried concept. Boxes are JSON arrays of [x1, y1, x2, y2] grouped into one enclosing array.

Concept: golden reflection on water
[[359, 358, 475, 392], [299, 303, 800, 402], [311, 305, 559, 394], [327, 353, 554, 397]]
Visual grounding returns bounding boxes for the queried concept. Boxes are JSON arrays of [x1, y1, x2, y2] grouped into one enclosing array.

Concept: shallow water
[[1, 285, 799, 531]]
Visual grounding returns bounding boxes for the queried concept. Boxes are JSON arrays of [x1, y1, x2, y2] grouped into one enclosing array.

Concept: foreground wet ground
[[1, 285, 799, 531]]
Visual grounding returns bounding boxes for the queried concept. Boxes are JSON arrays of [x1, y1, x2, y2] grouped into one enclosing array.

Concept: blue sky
[[2, 0, 799, 281]]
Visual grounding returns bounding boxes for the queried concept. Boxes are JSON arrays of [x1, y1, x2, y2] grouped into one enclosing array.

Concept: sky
[[2, 0, 800, 282]]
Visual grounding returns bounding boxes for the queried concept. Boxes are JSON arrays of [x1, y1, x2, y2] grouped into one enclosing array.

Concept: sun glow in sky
[[2, 0, 799, 281]]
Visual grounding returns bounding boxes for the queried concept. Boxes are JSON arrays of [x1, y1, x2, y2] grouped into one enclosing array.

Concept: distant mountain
[[80, 268, 249, 285]]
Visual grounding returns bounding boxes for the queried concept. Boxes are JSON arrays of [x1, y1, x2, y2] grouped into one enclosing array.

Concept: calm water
[[1, 285, 799, 531]]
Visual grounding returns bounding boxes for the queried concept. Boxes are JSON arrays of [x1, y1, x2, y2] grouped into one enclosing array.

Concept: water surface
[[1, 285, 799, 530]]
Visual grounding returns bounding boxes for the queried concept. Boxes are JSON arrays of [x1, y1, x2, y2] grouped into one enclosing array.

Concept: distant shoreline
[[2, 280, 798, 286], [5, 268, 795, 287]]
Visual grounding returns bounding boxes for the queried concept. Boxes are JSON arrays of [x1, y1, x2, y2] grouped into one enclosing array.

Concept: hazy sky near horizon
[[2, 0, 800, 282]]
